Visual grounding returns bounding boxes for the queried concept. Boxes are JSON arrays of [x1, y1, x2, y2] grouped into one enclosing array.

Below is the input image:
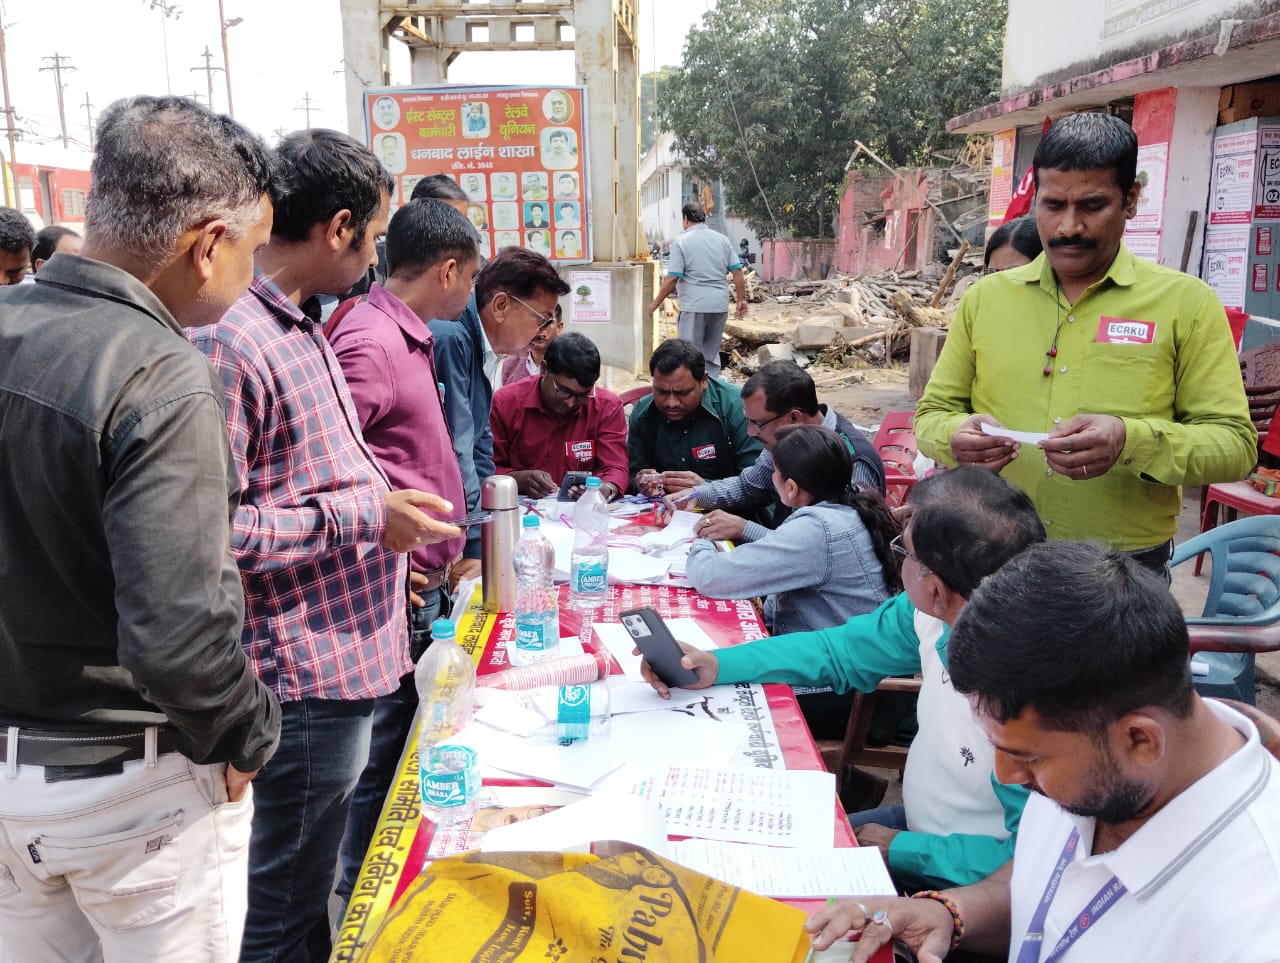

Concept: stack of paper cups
[[479, 651, 609, 690]]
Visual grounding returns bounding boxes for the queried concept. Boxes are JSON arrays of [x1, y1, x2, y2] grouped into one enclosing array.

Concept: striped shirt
[[190, 273, 410, 703]]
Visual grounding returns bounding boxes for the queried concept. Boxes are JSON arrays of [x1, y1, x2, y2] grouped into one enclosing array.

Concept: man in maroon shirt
[[328, 197, 480, 910], [490, 331, 629, 501]]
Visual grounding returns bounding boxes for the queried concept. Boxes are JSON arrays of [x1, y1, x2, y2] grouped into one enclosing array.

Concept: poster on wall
[[1103, 0, 1204, 38], [1256, 126, 1280, 221], [1123, 231, 1161, 263], [364, 85, 591, 264], [1209, 129, 1259, 226], [1202, 226, 1250, 309], [567, 270, 611, 323], [988, 129, 1016, 226], [1129, 142, 1168, 232]]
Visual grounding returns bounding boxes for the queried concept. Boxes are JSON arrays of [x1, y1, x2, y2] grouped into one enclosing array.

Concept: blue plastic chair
[[1170, 515, 1280, 703]]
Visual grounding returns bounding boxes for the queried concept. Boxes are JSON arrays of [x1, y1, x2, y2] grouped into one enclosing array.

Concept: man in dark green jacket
[[630, 338, 763, 495]]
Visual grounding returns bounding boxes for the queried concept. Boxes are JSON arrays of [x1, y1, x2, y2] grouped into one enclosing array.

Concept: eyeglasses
[[508, 293, 559, 333], [746, 410, 789, 431], [890, 533, 922, 567], [545, 374, 595, 402]]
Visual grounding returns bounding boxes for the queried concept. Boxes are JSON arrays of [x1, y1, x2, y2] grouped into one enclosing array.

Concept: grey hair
[[85, 95, 274, 263]]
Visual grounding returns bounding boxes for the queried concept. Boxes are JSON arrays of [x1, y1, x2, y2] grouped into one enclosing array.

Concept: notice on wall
[[1210, 130, 1259, 226], [1259, 226, 1274, 256], [1103, 0, 1204, 38], [1256, 126, 1280, 221], [1203, 226, 1250, 309], [567, 270, 611, 323], [363, 85, 590, 263], [1254, 263, 1271, 293], [1130, 142, 1168, 232], [1123, 230, 1161, 263], [988, 129, 1016, 225]]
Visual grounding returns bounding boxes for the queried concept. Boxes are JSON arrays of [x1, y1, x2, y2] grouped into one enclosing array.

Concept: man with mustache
[[915, 112, 1254, 577]]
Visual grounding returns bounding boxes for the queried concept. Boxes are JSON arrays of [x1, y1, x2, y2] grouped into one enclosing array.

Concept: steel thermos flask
[[481, 475, 519, 613]]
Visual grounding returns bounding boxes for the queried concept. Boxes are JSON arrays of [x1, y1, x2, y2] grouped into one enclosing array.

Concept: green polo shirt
[[916, 246, 1256, 551], [627, 376, 763, 486]]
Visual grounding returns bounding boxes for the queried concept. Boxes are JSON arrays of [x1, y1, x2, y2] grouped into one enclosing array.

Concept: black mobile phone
[[557, 471, 590, 502], [441, 509, 496, 528], [619, 607, 701, 688]]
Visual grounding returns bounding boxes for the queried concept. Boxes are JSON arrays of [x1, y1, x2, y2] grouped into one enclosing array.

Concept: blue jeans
[[239, 697, 374, 963], [335, 588, 447, 911], [847, 802, 908, 831]]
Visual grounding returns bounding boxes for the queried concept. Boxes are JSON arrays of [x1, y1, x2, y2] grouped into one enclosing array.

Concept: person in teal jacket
[[641, 467, 1046, 891]]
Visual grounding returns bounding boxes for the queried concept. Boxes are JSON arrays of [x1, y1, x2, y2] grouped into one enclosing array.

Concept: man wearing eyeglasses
[[430, 247, 572, 580], [490, 332, 628, 501]]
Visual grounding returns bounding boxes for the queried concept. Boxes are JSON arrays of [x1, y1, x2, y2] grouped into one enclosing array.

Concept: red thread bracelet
[[910, 890, 965, 950]]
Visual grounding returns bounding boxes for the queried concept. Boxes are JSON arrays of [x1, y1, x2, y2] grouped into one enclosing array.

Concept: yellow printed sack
[[354, 846, 810, 963]]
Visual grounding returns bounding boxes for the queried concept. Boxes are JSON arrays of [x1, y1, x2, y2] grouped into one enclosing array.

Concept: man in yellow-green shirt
[[916, 113, 1255, 572]]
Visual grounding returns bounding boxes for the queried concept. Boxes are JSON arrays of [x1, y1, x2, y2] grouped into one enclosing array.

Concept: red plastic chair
[[618, 384, 652, 418], [873, 410, 918, 507]]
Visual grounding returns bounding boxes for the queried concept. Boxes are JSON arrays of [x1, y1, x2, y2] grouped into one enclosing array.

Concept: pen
[[669, 490, 699, 507], [803, 898, 837, 963]]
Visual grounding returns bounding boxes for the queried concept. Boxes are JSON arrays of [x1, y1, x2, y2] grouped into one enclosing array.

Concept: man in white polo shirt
[[647, 201, 746, 377], [807, 540, 1280, 963]]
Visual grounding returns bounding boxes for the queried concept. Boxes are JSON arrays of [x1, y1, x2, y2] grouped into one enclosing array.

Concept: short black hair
[[682, 202, 707, 224], [649, 338, 706, 381], [410, 174, 468, 203], [544, 332, 600, 387], [474, 246, 570, 310], [1033, 112, 1138, 194], [909, 467, 1045, 597], [31, 225, 80, 265], [949, 541, 1195, 735], [270, 128, 395, 244], [385, 199, 479, 280], [0, 207, 35, 254], [741, 360, 819, 416], [984, 216, 1043, 267]]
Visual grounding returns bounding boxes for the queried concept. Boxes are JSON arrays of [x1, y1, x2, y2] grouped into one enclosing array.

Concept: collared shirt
[[329, 283, 466, 573], [190, 273, 409, 703], [490, 374, 630, 492], [1008, 700, 1280, 961], [0, 256, 279, 771], [627, 376, 764, 486], [667, 223, 742, 313], [916, 246, 1256, 551], [429, 296, 495, 560]]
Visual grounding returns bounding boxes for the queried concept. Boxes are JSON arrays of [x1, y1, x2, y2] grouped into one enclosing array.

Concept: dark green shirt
[[627, 376, 763, 486]]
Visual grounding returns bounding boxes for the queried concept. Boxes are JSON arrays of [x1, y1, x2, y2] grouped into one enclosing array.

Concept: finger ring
[[853, 901, 870, 928], [1062, 446, 1072, 454], [1082, 465, 1089, 479], [871, 909, 893, 934]]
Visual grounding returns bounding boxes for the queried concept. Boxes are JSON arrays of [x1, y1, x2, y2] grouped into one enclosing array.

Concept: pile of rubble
[[725, 269, 963, 373]]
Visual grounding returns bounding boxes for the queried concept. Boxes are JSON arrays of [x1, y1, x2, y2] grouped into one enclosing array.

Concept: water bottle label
[[557, 685, 591, 744], [514, 618, 553, 652], [420, 744, 478, 809], [572, 559, 608, 594]]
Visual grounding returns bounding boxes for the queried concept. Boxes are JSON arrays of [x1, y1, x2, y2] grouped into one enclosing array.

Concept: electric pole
[[219, 0, 242, 118], [0, 17, 19, 207], [146, 0, 182, 95], [39, 53, 76, 149], [295, 92, 315, 129], [82, 93, 94, 150], [191, 46, 223, 110]]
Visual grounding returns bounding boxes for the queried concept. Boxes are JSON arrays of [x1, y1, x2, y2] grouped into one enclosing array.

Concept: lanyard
[[1015, 827, 1128, 963]]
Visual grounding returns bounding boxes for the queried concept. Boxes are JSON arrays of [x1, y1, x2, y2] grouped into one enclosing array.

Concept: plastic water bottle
[[569, 476, 610, 609], [476, 683, 612, 746], [512, 515, 559, 666], [415, 618, 480, 825]]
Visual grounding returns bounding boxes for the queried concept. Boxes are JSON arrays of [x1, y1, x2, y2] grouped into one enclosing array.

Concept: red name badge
[[565, 440, 594, 463], [1095, 316, 1156, 344], [691, 444, 718, 461]]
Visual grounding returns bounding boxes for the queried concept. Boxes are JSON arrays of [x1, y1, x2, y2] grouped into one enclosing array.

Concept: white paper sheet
[[606, 548, 671, 585], [669, 841, 895, 898], [480, 793, 669, 855], [980, 422, 1048, 445], [605, 678, 704, 714], [640, 510, 702, 551], [622, 766, 835, 849]]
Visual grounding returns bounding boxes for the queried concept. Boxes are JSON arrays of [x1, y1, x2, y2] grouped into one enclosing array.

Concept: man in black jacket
[[0, 95, 280, 962]]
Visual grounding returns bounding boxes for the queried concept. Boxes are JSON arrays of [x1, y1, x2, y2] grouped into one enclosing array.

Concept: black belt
[[3, 726, 181, 781], [415, 565, 449, 593]]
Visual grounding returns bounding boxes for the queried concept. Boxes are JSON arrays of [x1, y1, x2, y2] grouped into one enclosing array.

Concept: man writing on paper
[[490, 332, 629, 501], [915, 112, 1254, 576], [640, 468, 1045, 892], [809, 541, 1280, 962]]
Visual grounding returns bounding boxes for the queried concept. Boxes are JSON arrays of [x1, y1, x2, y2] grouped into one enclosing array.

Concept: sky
[[0, 0, 708, 166]]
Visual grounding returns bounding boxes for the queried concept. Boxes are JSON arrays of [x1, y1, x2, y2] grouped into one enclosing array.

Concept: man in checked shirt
[[190, 129, 461, 963]]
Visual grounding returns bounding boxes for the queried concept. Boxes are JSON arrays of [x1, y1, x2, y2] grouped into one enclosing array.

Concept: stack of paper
[[639, 510, 702, 551]]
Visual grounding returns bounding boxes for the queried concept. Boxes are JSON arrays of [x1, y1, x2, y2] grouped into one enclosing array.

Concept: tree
[[641, 67, 679, 156], [658, 0, 1005, 238]]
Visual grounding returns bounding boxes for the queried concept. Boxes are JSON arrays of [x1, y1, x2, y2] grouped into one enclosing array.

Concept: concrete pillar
[[572, 0, 620, 262], [616, 29, 643, 260], [1162, 86, 1220, 272], [339, 0, 388, 138]]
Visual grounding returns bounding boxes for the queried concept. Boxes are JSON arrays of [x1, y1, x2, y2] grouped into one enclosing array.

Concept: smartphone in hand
[[620, 606, 700, 688], [557, 471, 589, 502], [440, 509, 496, 528]]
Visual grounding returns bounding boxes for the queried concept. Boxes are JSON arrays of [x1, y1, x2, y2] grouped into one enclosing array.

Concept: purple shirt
[[329, 284, 466, 573], [189, 273, 409, 703]]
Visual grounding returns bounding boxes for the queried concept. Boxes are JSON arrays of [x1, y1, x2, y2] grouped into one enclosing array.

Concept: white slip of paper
[[979, 422, 1049, 445], [669, 840, 895, 898], [622, 765, 835, 849], [480, 793, 668, 855], [639, 510, 702, 551]]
